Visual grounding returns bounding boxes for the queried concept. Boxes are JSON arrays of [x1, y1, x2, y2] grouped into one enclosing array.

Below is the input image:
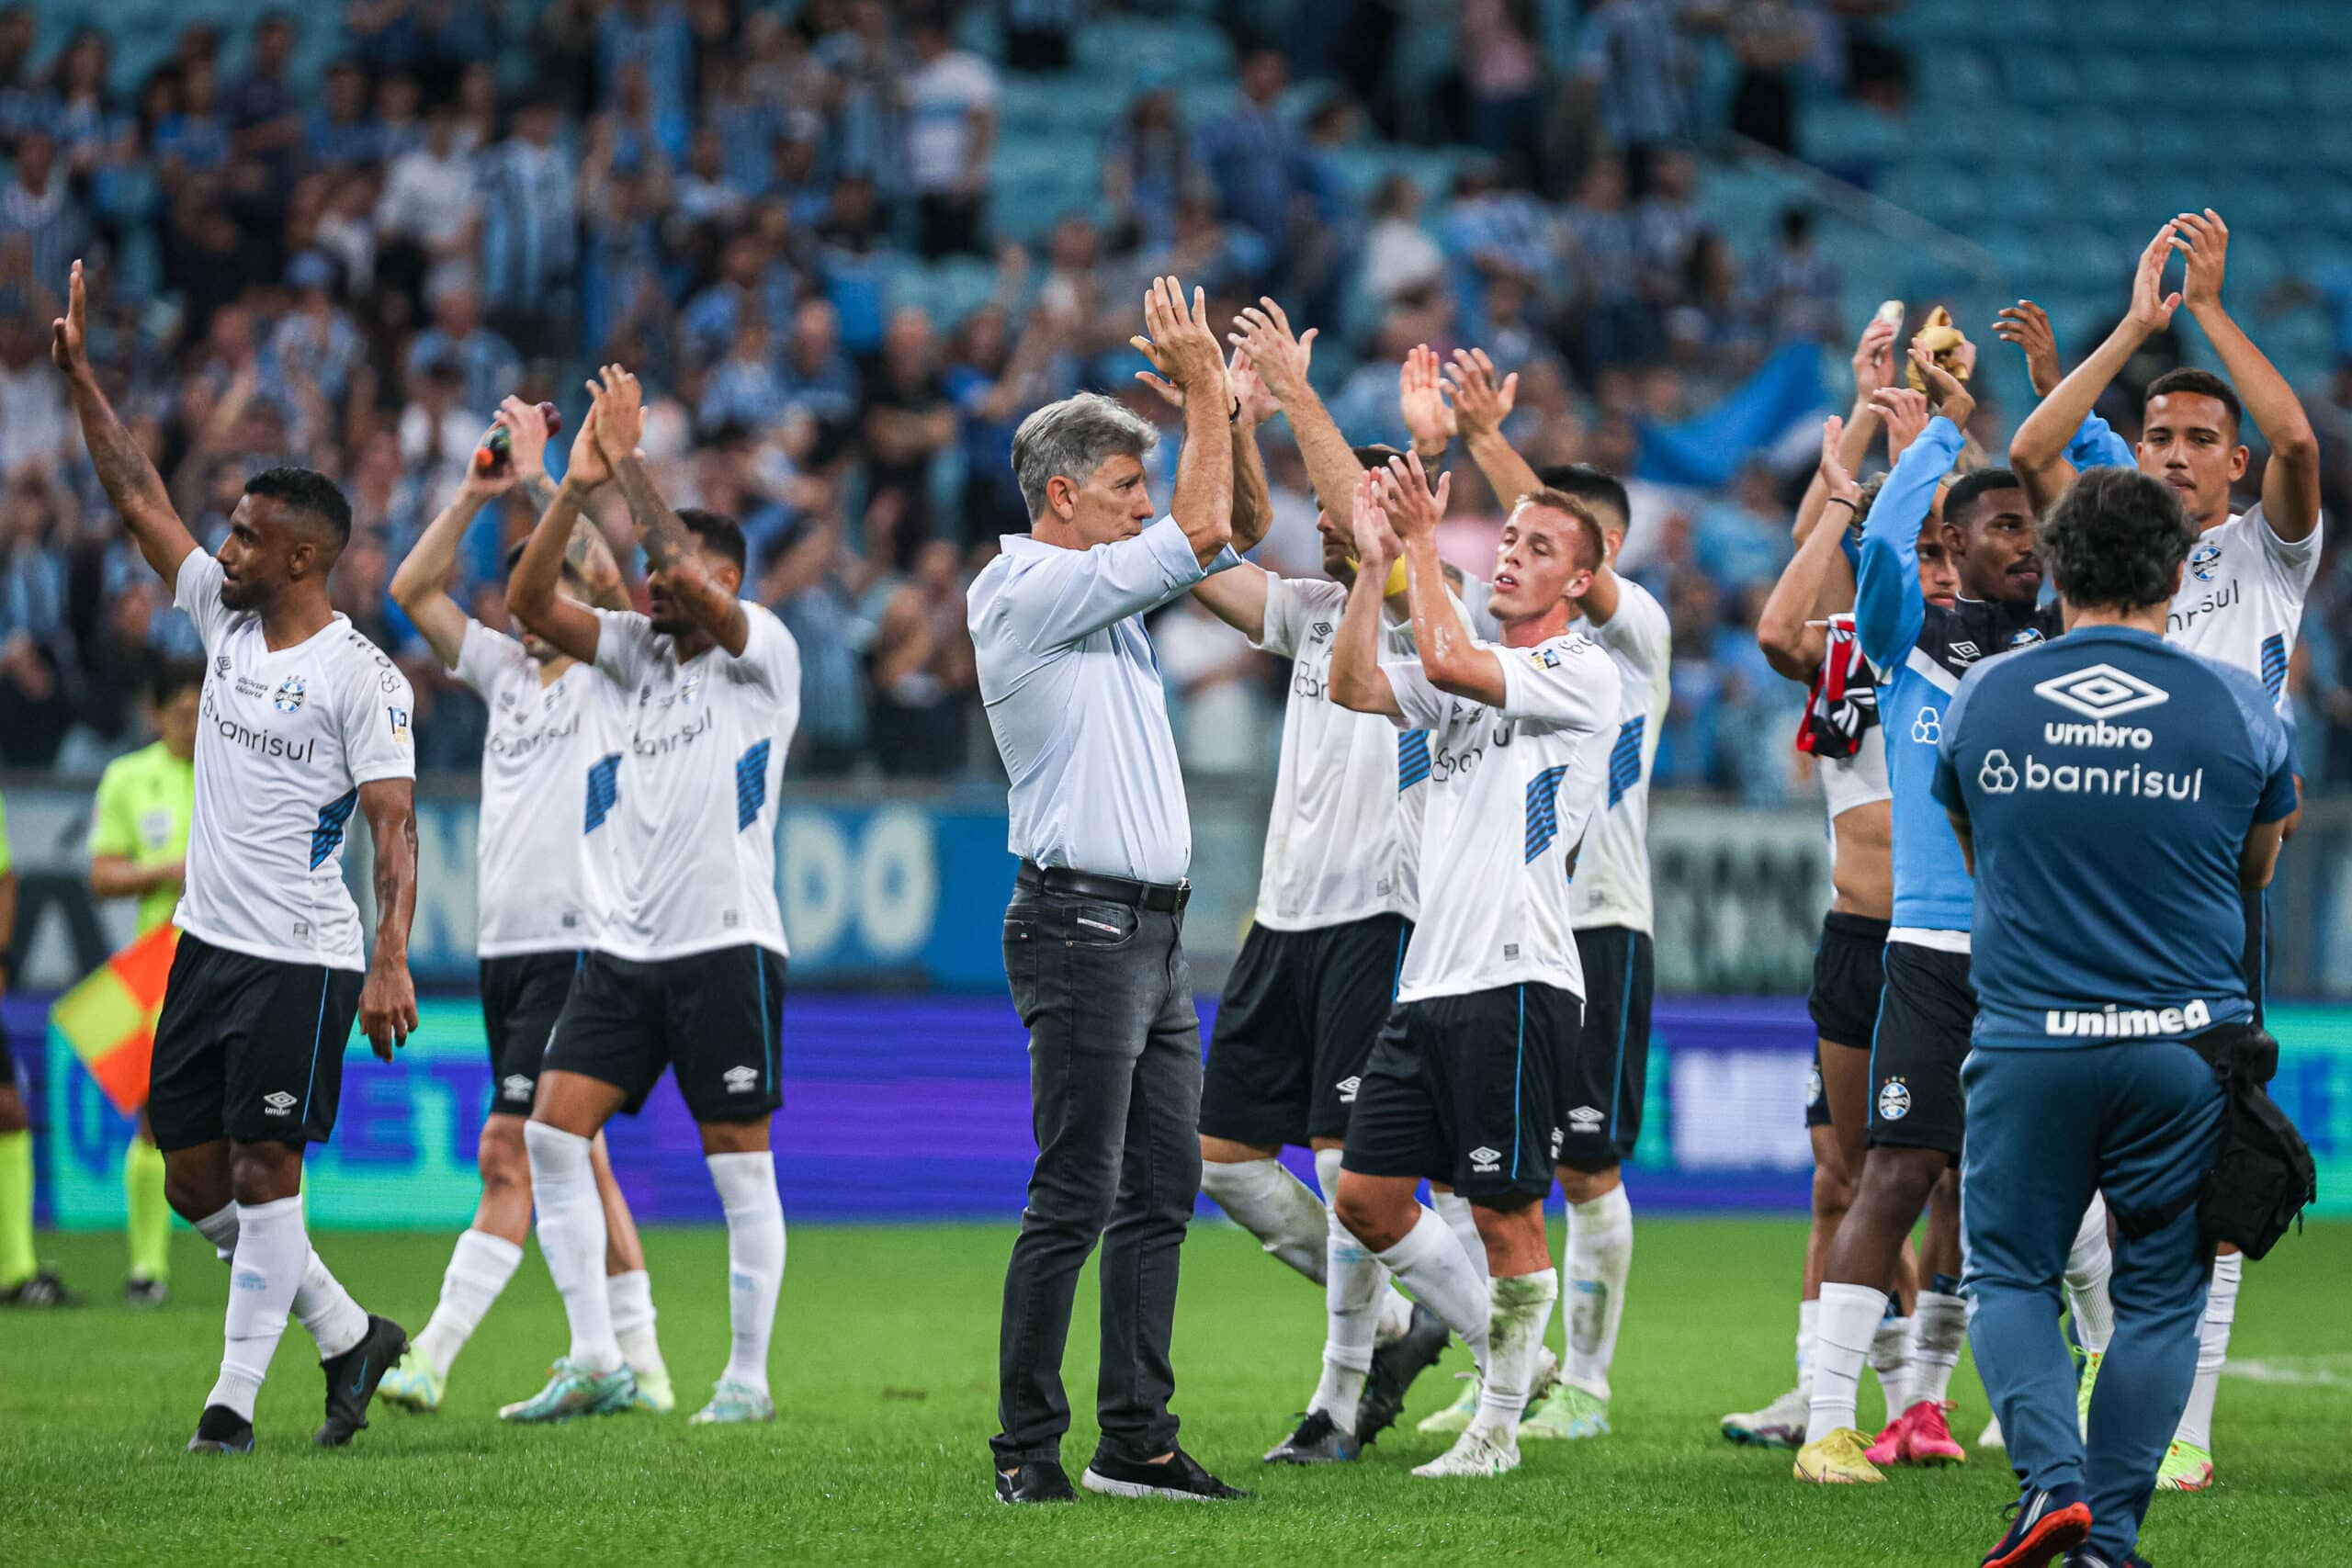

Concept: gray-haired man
[[972, 278, 1263, 1505]]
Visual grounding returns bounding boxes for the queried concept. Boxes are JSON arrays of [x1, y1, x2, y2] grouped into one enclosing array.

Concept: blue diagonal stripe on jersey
[[1607, 715, 1645, 808], [583, 752, 622, 833], [309, 787, 359, 871], [735, 739, 771, 831], [1523, 763, 1570, 863], [1396, 730, 1430, 792], [2261, 633, 2288, 701]]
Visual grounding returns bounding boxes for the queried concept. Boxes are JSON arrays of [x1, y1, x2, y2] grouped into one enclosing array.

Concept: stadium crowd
[[1, 0, 2347, 798]]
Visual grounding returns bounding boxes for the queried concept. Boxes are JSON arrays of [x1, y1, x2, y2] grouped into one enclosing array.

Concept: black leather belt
[[1018, 861, 1190, 913]]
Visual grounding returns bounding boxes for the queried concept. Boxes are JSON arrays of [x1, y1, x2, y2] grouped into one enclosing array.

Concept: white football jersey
[[173, 550, 415, 970], [587, 604, 801, 962], [1566, 577, 1670, 934], [1385, 633, 1620, 1005], [2167, 503, 2321, 715], [454, 621, 632, 957], [1250, 576, 1426, 930]]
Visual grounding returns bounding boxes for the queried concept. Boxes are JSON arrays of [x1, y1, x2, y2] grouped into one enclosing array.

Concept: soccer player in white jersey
[[499, 367, 802, 1427], [1328, 457, 1621, 1480], [1170, 318, 1454, 1464], [51, 260, 420, 1454], [377, 399, 675, 1416], [2008, 214, 2322, 1493], [1435, 348, 1670, 1441]]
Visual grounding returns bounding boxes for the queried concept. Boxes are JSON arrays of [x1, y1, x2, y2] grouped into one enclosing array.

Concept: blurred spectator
[[1459, 0, 1546, 168], [903, 14, 1000, 258], [1102, 89, 1189, 254], [1572, 0, 1694, 195], [1744, 207, 1842, 346], [1191, 48, 1310, 279], [1726, 0, 1813, 156], [406, 279, 520, 426], [1360, 176, 1446, 308], [2, 134, 90, 291], [376, 102, 480, 310], [478, 93, 579, 360], [868, 539, 976, 777], [308, 58, 381, 173], [860, 308, 955, 557]]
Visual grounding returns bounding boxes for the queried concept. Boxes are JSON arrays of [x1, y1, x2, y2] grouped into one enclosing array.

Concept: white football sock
[[1202, 1156, 1327, 1284], [1373, 1208, 1491, 1377], [1798, 1297, 1821, 1387], [2174, 1251, 2241, 1451], [1807, 1281, 1888, 1438], [1561, 1185, 1633, 1402], [198, 1202, 369, 1359], [2065, 1197, 2115, 1355], [1314, 1200, 1381, 1434], [606, 1268, 669, 1382], [295, 1247, 369, 1360], [1313, 1148, 1413, 1346], [1475, 1269, 1558, 1435], [526, 1122, 621, 1374], [206, 1195, 306, 1420], [1870, 1313, 1914, 1417], [414, 1230, 524, 1379], [708, 1151, 786, 1397], [1910, 1291, 1968, 1406], [1431, 1190, 1492, 1289], [196, 1203, 240, 1263]]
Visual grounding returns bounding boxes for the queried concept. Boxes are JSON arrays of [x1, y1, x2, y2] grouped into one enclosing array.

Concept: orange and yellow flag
[[48, 924, 178, 1114]]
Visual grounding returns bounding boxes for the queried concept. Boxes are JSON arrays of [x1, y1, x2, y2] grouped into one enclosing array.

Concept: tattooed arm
[[592, 366, 752, 656], [51, 260, 198, 584]]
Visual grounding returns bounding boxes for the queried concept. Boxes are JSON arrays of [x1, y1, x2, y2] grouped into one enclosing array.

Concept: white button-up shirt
[[968, 515, 1239, 885]]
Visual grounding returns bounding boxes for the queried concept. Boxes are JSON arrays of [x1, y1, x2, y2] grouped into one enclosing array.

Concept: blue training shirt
[[1854, 416, 2064, 932], [1933, 626, 2298, 1048]]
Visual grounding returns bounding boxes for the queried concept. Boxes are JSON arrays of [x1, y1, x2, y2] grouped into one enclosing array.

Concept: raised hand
[[1850, 315, 1898, 400], [1398, 343, 1456, 453], [1350, 466, 1399, 570], [1992, 299, 2064, 398], [1442, 347, 1517, 439], [1225, 297, 1317, 406], [566, 397, 614, 491], [1229, 345, 1281, 426], [498, 393, 551, 480], [1871, 385, 1931, 461], [590, 364, 646, 464], [1376, 450, 1451, 542], [1904, 344, 1975, 432], [50, 258, 87, 378], [2129, 222, 2185, 333], [1817, 414, 1861, 510], [1131, 275, 1228, 399], [2175, 208, 2230, 310]]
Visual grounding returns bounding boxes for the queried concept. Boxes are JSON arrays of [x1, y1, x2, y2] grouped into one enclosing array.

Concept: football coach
[[1932, 467, 2297, 1568], [969, 277, 1266, 1506]]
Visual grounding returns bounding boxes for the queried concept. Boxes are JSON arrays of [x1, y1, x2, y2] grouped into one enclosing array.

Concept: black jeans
[[991, 884, 1203, 1468]]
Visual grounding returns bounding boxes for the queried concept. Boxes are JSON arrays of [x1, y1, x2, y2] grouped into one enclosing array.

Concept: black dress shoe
[[994, 1459, 1076, 1504], [1081, 1446, 1250, 1500]]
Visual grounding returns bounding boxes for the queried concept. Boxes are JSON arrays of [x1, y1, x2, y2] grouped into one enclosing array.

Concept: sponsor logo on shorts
[[501, 1074, 534, 1100], [1567, 1105, 1605, 1134], [262, 1090, 297, 1117], [1336, 1076, 1361, 1103], [1876, 1078, 1911, 1122], [1549, 1125, 1565, 1159], [1468, 1145, 1502, 1174], [2045, 998, 2212, 1039], [722, 1066, 760, 1094], [1806, 1064, 1824, 1107]]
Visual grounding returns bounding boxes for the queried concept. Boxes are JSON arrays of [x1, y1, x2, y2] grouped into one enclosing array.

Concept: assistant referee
[[970, 277, 1260, 1506], [1934, 468, 2296, 1568]]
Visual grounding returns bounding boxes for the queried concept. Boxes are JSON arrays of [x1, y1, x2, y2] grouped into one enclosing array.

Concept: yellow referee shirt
[[89, 742, 196, 934]]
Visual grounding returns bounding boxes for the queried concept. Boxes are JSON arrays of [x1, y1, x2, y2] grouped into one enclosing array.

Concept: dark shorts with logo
[[541, 945, 786, 1122], [1558, 926, 1654, 1166], [480, 951, 582, 1117], [1810, 910, 1893, 1051], [1867, 940, 1974, 1159], [149, 933, 364, 1151], [1343, 982, 1579, 1201], [1200, 913, 1411, 1147]]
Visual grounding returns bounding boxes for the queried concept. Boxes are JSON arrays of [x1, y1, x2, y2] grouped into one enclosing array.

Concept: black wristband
[[1826, 496, 1858, 512]]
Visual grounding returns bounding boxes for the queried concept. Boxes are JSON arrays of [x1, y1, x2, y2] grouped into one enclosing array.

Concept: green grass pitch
[[3, 1218, 2346, 1564]]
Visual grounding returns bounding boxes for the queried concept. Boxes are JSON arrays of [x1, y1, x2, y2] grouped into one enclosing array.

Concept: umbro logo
[[1949, 640, 1981, 666], [501, 1074, 534, 1100], [1468, 1145, 1502, 1173], [1567, 1105, 1604, 1132], [215, 655, 232, 678], [722, 1066, 760, 1094], [1310, 620, 1333, 639], [2034, 663, 2168, 721], [262, 1090, 297, 1116], [1336, 1076, 1361, 1103]]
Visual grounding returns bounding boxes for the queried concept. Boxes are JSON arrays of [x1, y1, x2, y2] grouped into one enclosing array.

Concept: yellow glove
[[1906, 306, 1973, 392]]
